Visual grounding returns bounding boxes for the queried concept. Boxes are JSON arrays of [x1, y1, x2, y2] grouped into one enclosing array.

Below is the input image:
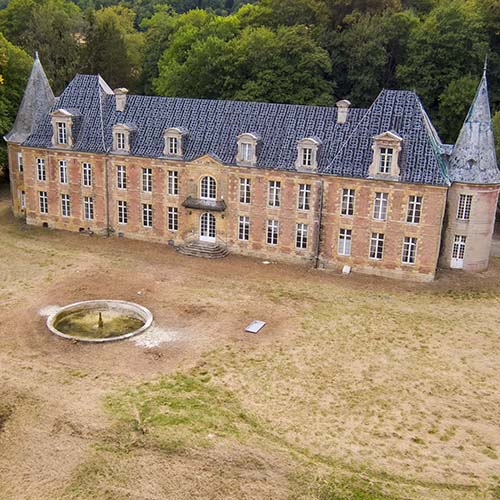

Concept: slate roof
[[447, 69, 500, 184], [22, 72, 452, 186]]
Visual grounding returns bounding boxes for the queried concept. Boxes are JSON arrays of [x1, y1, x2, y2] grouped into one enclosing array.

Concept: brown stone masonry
[[9, 145, 448, 281]]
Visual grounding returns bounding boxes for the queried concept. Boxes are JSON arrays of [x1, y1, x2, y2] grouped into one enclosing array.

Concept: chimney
[[336, 99, 351, 124], [114, 88, 128, 112]]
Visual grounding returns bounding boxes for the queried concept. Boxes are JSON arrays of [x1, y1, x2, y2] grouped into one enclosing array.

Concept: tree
[[82, 6, 144, 91], [0, 33, 31, 176], [397, 0, 488, 115]]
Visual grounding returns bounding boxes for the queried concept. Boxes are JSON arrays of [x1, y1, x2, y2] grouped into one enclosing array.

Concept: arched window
[[200, 176, 216, 200]]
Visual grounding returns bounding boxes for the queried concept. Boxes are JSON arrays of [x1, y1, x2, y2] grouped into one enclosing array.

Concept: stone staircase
[[176, 240, 229, 259]]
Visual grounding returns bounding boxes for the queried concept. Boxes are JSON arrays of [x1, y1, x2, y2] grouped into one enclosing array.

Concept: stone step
[[176, 241, 229, 259]]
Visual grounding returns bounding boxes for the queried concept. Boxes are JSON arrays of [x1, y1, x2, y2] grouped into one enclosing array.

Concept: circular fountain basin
[[47, 300, 153, 343]]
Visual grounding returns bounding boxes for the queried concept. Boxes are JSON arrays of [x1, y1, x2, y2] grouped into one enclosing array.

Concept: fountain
[[46, 300, 153, 342]]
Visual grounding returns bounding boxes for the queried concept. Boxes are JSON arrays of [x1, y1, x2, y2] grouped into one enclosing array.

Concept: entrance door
[[200, 213, 216, 243], [451, 234, 466, 269]]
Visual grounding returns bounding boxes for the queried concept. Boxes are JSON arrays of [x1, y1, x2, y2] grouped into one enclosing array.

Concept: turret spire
[[447, 68, 500, 184], [4, 53, 54, 144]]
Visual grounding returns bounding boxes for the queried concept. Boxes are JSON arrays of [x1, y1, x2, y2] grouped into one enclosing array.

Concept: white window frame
[[302, 147, 313, 168], [457, 194, 473, 221], [238, 215, 250, 241], [117, 165, 127, 190], [239, 178, 251, 204], [341, 188, 355, 216], [267, 219, 279, 245], [168, 170, 178, 196], [116, 132, 126, 150], [61, 193, 71, 217], [168, 137, 179, 156], [117, 200, 128, 225], [200, 176, 216, 200], [142, 168, 153, 193], [84, 196, 94, 220], [168, 207, 178, 231], [298, 183, 311, 211], [59, 160, 68, 184], [338, 228, 352, 256], [57, 122, 67, 145], [241, 143, 252, 162], [268, 180, 281, 207], [82, 163, 92, 187], [39, 191, 48, 214], [142, 203, 153, 228], [378, 147, 393, 174], [406, 195, 422, 224], [369, 232, 384, 260], [37, 158, 46, 182], [17, 152, 23, 172], [452, 235, 467, 259], [373, 192, 388, 221], [20, 190, 26, 209], [402, 236, 417, 265], [296, 223, 308, 249]]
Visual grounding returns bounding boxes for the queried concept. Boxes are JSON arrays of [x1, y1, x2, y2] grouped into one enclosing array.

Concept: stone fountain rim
[[46, 299, 153, 343]]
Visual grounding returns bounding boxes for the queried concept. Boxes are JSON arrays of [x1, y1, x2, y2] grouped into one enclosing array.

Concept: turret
[[440, 65, 500, 271]]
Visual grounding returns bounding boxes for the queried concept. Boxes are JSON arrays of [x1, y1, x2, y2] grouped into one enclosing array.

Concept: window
[[57, 122, 67, 145], [302, 148, 313, 168], [267, 219, 279, 245], [338, 228, 352, 256], [37, 158, 46, 182], [369, 232, 384, 260], [406, 195, 422, 224], [168, 171, 178, 195], [117, 165, 127, 189], [39, 191, 48, 214], [59, 160, 68, 184], [168, 137, 179, 156], [200, 176, 216, 200], [116, 132, 126, 150], [268, 180, 281, 207], [142, 203, 153, 227], [84, 196, 94, 220], [296, 223, 308, 249], [298, 184, 311, 211], [378, 147, 393, 174], [341, 189, 355, 216], [238, 215, 250, 241], [117, 200, 127, 224], [240, 178, 251, 204], [20, 191, 26, 209], [61, 194, 71, 217], [17, 152, 23, 172], [402, 236, 417, 264], [168, 207, 178, 231], [82, 163, 92, 187], [457, 194, 473, 220], [373, 192, 388, 220], [452, 235, 467, 259], [142, 168, 152, 192], [241, 143, 252, 162]]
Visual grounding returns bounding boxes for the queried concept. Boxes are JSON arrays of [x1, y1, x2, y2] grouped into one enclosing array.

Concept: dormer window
[[112, 123, 136, 154], [369, 131, 402, 180], [295, 137, 321, 171], [236, 133, 260, 167], [57, 122, 67, 145], [51, 109, 78, 149], [163, 127, 187, 157]]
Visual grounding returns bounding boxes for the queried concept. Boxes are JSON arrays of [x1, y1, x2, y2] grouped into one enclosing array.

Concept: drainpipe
[[105, 155, 111, 236], [314, 180, 324, 269]]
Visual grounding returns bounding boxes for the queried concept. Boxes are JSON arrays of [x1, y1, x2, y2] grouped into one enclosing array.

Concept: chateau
[[5, 56, 500, 281]]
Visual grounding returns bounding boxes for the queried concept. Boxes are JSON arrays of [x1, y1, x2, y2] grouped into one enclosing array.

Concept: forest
[[0, 0, 499, 172]]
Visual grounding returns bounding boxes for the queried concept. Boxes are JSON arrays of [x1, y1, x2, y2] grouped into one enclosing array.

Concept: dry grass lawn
[[1, 184, 500, 500]]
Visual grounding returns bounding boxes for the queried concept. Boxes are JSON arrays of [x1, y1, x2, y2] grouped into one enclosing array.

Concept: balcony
[[182, 196, 226, 212]]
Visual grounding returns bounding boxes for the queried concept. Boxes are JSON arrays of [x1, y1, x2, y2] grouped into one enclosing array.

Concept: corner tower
[[4, 53, 54, 217], [440, 67, 500, 271]]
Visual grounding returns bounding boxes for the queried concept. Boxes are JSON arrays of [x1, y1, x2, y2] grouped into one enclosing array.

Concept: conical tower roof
[[447, 67, 500, 184], [5, 52, 55, 144]]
